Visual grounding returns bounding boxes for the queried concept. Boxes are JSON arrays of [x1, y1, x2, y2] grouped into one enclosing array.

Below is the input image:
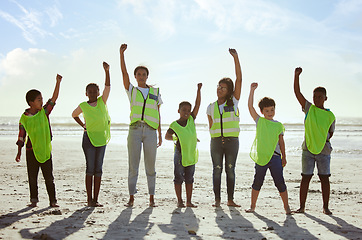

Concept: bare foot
[[50, 203, 59, 208], [92, 202, 103, 207], [285, 206, 292, 215], [212, 200, 221, 207], [177, 201, 185, 208], [245, 208, 255, 213], [124, 201, 134, 207], [27, 202, 37, 208], [186, 202, 197, 208], [149, 201, 157, 207], [294, 208, 305, 214], [323, 208, 332, 215], [227, 200, 240, 207]]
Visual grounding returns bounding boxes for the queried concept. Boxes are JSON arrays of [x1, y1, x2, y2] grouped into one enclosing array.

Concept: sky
[[0, 0, 361, 124]]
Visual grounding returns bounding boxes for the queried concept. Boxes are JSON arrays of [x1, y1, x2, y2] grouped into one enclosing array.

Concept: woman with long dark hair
[[206, 48, 242, 207]]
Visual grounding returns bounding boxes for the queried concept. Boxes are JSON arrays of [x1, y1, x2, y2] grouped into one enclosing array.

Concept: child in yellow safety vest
[[16, 74, 62, 208], [165, 83, 202, 208], [72, 62, 111, 207], [246, 82, 292, 214], [120, 44, 162, 207], [294, 67, 335, 215]]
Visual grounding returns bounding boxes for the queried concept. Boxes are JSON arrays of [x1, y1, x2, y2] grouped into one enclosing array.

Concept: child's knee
[[275, 182, 287, 193]]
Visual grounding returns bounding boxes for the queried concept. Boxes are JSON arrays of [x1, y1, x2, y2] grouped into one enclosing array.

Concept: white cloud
[[0, 1, 62, 44], [193, 0, 292, 34], [45, 5, 63, 27]]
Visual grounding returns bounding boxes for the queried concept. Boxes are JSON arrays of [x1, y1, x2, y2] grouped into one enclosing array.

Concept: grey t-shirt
[[302, 101, 335, 155], [255, 116, 282, 156]]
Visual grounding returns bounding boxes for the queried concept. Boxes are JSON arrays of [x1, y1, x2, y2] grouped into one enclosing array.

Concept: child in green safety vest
[[72, 62, 111, 207], [165, 83, 202, 208], [246, 82, 292, 214], [294, 67, 335, 215], [15, 74, 62, 208]]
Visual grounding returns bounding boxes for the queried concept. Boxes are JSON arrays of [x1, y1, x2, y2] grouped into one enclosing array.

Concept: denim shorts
[[173, 149, 195, 185], [82, 132, 106, 177], [301, 150, 331, 176]]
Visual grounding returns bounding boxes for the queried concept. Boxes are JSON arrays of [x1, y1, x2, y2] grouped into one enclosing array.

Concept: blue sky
[[1, 0, 361, 124]]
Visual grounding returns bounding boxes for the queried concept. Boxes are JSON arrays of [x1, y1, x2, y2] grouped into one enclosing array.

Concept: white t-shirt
[[206, 96, 239, 116], [126, 83, 163, 105]]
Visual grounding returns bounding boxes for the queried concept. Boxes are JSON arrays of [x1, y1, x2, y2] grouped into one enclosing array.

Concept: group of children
[[16, 46, 335, 215]]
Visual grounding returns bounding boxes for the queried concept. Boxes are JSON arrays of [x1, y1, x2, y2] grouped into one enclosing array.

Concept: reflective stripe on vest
[[170, 116, 199, 167], [305, 105, 335, 154], [130, 86, 160, 129], [80, 97, 111, 147], [20, 108, 52, 163], [209, 101, 240, 138]]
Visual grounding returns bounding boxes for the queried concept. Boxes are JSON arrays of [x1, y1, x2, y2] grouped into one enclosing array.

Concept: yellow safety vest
[[305, 105, 335, 154], [170, 116, 199, 167], [130, 86, 160, 129], [20, 108, 52, 163], [209, 101, 240, 138], [250, 117, 284, 166], [80, 97, 111, 147]]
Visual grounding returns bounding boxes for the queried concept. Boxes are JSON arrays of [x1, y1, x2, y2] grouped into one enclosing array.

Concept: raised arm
[[120, 44, 130, 91], [191, 83, 202, 117], [294, 67, 306, 108], [102, 61, 111, 104], [229, 48, 242, 100], [50, 74, 62, 103], [248, 83, 259, 121]]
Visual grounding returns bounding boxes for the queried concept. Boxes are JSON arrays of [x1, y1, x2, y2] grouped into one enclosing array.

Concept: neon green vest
[[250, 117, 284, 166], [305, 105, 335, 154], [209, 101, 240, 138], [80, 97, 111, 147], [20, 108, 52, 163], [130, 86, 160, 129], [170, 116, 199, 167]]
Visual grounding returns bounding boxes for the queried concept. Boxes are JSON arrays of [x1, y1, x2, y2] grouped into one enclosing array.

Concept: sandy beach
[[0, 134, 361, 240]]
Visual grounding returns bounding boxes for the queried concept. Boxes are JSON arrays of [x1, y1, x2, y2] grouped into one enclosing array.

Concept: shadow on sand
[[19, 207, 95, 239], [305, 213, 362, 239], [0, 206, 48, 230], [159, 207, 200, 239], [103, 206, 153, 239]]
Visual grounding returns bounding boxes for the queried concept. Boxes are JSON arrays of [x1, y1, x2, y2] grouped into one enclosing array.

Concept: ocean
[[1, 116, 361, 159]]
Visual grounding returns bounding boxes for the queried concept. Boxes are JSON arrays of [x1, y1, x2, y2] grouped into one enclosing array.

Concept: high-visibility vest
[[170, 116, 199, 167], [130, 86, 160, 129], [80, 97, 111, 147], [250, 117, 284, 166], [209, 101, 240, 138], [20, 108, 52, 163], [305, 105, 335, 154]]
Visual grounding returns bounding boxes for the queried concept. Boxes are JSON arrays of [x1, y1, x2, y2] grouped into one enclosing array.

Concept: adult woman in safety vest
[[206, 48, 242, 207], [120, 44, 162, 207]]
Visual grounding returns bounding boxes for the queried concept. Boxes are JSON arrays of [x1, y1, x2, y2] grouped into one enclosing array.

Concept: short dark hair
[[86, 83, 99, 92], [26, 89, 41, 105], [258, 97, 275, 111], [313, 86, 327, 96], [134, 66, 149, 76], [179, 101, 191, 110]]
